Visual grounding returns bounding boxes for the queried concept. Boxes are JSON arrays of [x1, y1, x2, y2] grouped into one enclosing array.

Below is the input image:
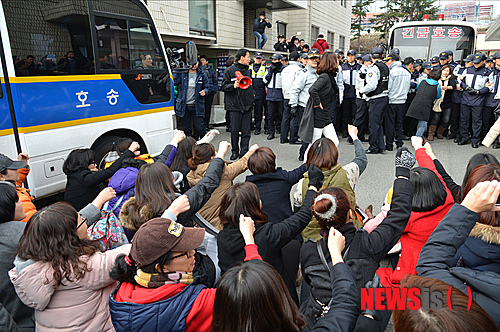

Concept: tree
[[398, 0, 440, 21], [369, 0, 401, 44], [351, 0, 375, 53]]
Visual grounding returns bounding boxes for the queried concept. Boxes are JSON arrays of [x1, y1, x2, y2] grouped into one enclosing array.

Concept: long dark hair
[[0, 182, 18, 223], [462, 164, 500, 226], [126, 163, 178, 230], [212, 260, 306, 332], [171, 136, 196, 171], [63, 149, 95, 175], [394, 275, 498, 332], [16, 202, 100, 288], [461, 153, 500, 197], [187, 143, 215, 171], [219, 182, 268, 227], [113, 137, 133, 156], [110, 252, 173, 284], [316, 52, 339, 74], [440, 64, 455, 80], [409, 167, 447, 212]]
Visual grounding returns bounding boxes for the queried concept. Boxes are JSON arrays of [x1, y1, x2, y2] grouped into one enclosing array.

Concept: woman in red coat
[[376, 136, 455, 288]]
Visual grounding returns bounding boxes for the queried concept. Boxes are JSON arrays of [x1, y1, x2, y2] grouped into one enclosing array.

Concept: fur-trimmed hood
[[454, 222, 500, 274], [118, 197, 155, 231], [469, 222, 500, 245]]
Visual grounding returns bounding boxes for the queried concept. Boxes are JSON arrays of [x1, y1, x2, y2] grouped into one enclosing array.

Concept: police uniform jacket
[[459, 65, 491, 107], [282, 61, 303, 100], [251, 63, 267, 100], [486, 66, 500, 108], [358, 60, 389, 100], [289, 64, 318, 108], [264, 64, 285, 102], [341, 61, 362, 99], [388, 61, 411, 105]]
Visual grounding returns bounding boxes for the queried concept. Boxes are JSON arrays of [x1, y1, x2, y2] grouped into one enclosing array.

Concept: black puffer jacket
[[221, 62, 255, 112], [417, 204, 500, 327]]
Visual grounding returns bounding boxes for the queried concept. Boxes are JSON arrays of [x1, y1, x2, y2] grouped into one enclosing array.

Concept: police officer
[[402, 57, 419, 138], [341, 49, 362, 137], [290, 48, 321, 160], [356, 53, 363, 64], [251, 52, 267, 135], [446, 50, 459, 69], [449, 54, 474, 142], [353, 54, 372, 142], [430, 56, 440, 69], [335, 49, 344, 63], [458, 53, 491, 148], [419, 61, 433, 83], [281, 51, 303, 144], [358, 46, 389, 154], [438, 52, 449, 68], [264, 53, 285, 140]]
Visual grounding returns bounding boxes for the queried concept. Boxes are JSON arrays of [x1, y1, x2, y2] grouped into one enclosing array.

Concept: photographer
[[253, 11, 271, 49]]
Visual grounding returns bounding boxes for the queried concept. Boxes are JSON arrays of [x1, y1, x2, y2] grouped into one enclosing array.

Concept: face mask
[[270, 62, 282, 71]]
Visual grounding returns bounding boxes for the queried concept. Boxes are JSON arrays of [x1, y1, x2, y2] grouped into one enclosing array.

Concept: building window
[[341, 0, 346, 8], [327, 31, 334, 48], [277, 21, 287, 38], [339, 35, 346, 50], [189, 0, 215, 35], [311, 25, 319, 46]]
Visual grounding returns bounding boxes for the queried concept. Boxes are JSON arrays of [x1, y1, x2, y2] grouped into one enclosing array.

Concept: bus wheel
[[92, 135, 121, 170]]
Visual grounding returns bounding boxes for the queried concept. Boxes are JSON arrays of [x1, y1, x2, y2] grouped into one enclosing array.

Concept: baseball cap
[[361, 54, 372, 62], [300, 52, 308, 59], [492, 52, 500, 59], [0, 154, 26, 173], [356, 54, 362, 59], [281, 54, 288, 61], [324, 49, 333, 53], [422, 62, 432, 70], [439, 52, 448, 60], [270, 53, 283, 60], [472, 53, 486, 64], [308, 49, 321, 58], [347, 49, 356, 56], [130, 218, 205, 268], [289, 51, 300, 61], [415, 59, 423, 65], [278, 34, 285, 39], [371, 47, 384, 56], [486, 56, 493, 62], [391, 48, 400, 55], [445, 50, 453, 56], [464, 54, 475, 62], [335, 49, 344, 54], [430, 56, 439, 63], [254, 52, 264, 59], [46, 54, 56, 62], [384, 53, 399, 62]]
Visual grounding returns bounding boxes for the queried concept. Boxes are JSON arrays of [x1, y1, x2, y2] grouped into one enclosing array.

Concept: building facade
[[147, 0, 352, 119]]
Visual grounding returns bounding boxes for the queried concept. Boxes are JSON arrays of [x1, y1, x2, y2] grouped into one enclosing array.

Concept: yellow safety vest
[[251, 65, 266, 78]]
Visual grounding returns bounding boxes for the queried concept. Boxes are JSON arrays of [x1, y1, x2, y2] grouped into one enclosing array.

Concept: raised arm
[[81, 148, 137, 187], [424, 142, 461, 202]]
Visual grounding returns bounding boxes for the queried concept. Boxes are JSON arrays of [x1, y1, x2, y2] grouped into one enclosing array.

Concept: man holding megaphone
[[221, 48, 255, 160]]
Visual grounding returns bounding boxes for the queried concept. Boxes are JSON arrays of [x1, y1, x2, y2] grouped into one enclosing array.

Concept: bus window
[[95, 17, 130, 70], [92, 0, 148, 19], [3, 0, 94, 76], [129, 21, 165, 70]]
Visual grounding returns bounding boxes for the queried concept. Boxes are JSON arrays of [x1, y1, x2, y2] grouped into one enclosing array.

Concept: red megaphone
[[235, 71, 251, 89]]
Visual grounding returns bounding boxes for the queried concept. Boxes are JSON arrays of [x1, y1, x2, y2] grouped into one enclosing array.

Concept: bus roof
[[389, 20, 477, 36]]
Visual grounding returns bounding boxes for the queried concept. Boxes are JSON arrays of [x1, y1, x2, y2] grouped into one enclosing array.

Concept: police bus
[[0, 0, 175, 198], [388, 15, 477, 62]]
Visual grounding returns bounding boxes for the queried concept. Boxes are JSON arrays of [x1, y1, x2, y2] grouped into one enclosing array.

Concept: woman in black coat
[[63, 141, 140, 211], [218, 165, 324, 305], [406, 68, 442, 138], [299, 52, 343, 148]]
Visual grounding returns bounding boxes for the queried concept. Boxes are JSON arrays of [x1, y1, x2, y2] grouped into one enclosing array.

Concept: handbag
[[88, 195, 129, 252]]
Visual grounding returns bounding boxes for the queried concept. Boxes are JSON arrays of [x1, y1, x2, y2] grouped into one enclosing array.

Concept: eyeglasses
[[171, 250, 195, 260], [76, 215, 88, 229]]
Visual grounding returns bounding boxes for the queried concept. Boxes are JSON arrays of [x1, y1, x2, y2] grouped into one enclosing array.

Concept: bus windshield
[[390, 25, 475, 62]]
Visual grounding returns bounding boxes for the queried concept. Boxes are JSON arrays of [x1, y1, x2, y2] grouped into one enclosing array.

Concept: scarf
[[134, 269, 194, 288], [433, 77, 449, 113]]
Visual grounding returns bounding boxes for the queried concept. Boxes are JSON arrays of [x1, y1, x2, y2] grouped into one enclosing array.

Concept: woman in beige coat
[[187, 143, 258, 230]]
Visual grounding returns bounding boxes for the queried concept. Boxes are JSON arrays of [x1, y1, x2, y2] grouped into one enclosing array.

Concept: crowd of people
[[214, 43, 500, 163], [1, 106, 500, 331]]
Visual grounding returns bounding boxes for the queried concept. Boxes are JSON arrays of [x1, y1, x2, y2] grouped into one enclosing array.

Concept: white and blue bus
[[388, 18, 477, 62], [0, 0, 176, 198]]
